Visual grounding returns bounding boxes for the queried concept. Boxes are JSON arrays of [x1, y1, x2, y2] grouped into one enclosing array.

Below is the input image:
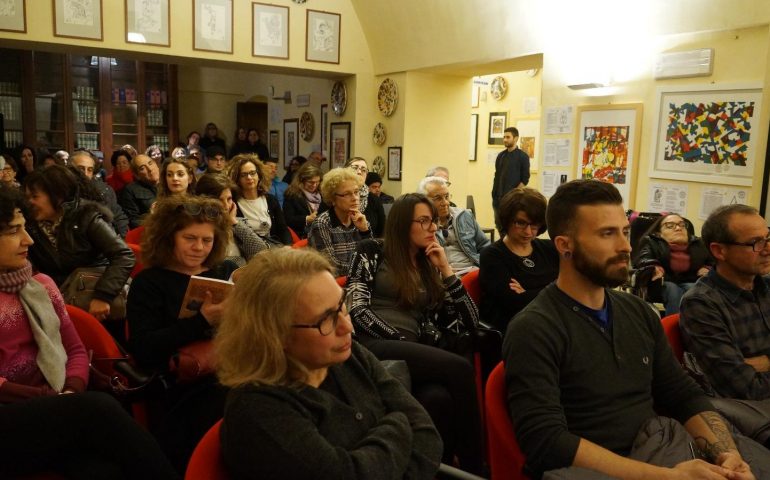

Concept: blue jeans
[[661, 281, 695, 316]]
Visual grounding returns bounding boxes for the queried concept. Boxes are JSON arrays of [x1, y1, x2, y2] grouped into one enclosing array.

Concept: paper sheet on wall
[[698, 187, 749, 220], [544, 105, 573, 134], [523, 96, 538, 115], [541, 170, 570, 198], [543, 139, 571, 167], [487, 149, 499, 165], [648, 183, 688, 215]]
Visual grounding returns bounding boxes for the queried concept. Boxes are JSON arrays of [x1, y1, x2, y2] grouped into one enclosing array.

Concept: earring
[[563, 251, 571, 259]]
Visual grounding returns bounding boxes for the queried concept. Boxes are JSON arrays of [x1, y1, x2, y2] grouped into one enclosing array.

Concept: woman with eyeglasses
[[346, 193, 484, 474], [479, 187, 559, 331], [216, 248, 442, 479], [318, 157, 385, 238], [283, 163, 323, 239], [157, 157, 197, 199], [636, 214, 711, 315], [229, 154, 292, 246], [126, 195, 236, 473], [308, 167, 372, 275]]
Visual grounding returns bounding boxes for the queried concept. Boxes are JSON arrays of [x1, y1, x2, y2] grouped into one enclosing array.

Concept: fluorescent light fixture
[[567, 83, 608, 90], [654, 48, 713, 80]]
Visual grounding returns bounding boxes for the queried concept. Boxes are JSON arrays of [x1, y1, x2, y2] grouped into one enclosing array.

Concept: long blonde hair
[[216, 248, 334, 388]]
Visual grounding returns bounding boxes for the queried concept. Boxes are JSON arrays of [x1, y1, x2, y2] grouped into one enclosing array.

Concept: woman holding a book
[[126, 194, 236, 474]]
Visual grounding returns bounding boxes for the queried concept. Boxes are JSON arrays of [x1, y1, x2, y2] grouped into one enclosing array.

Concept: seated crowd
[[1, 136, 769, 480]]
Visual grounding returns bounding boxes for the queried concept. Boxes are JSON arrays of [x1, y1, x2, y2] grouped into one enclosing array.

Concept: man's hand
[[652, 266, 666, 281], [670, 459, 729, 479], [717, 451, 755, 480], [744, 355, 770, 372]]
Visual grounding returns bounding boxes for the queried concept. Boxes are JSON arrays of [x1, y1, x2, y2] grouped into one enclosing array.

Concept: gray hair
[[425, 166, 449, 178], [417, 175, 448, 194]]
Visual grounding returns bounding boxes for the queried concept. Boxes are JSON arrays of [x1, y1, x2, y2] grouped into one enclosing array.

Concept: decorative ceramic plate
[[300, 111, 314, 141], [331, 81, 347, 116], [291, 0, 307, 3], [372, 156, 386, 177], [377, 78, 398, 116], [372, 122, 386, 145], [490, 76, 508, 101]]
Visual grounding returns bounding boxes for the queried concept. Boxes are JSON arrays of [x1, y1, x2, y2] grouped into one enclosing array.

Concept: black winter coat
[[636, 233, 712, 285]]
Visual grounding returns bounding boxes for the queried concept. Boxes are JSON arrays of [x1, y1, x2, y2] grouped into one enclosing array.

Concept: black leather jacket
[[28, 199, 135, 302], [636, 233, 712, 285]]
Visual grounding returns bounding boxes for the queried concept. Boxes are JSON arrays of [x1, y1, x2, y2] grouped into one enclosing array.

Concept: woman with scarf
[[0, 183, 178, 479], [283, 163, 323, 239], [106, 148, 134, 195]]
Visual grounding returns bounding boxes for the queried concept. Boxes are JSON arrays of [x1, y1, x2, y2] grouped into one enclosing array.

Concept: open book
[[178, 275, 234, 319]]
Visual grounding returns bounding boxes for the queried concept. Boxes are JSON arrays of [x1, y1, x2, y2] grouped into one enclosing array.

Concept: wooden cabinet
[[0, 48, 177, 158]]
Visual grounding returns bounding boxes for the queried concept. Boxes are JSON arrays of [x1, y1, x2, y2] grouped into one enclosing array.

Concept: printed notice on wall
[[523, 96, 538, 115], [487, 149, 499, 166], [543, 139, 571, 167], [542, 170, 570, 198], [698, 187, 749, 220], [544, 105, 573, 135], [648, 184, 688, 215]]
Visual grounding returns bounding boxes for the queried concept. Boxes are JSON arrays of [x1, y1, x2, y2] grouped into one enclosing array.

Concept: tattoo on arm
[[693, 411, 736, 462]]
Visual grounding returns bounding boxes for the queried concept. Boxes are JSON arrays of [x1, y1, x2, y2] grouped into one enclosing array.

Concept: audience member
[[71, 149, 129, 238], [170, 146, 187, 159], [106, 149, 134, 195], [318, 157, 386, 237], [24, 165, 134, 320], [419, 176, 488, 276], [40, 153, 57, 168], [120, 144, 139, 159], [346, 193, 483, 473], [199, 122, 226, 151], [425, 166, 450, 181], [185, 131, 201, 149], [1, 153, 19, 188], [637, 214, 711, 315], [283, 163, 323, 239], [216, 248, 443, 479], [120, 154, 160, 229], [366, 171, 395, 204], [308, 151, 327, 169], [263, 157, 288, 206], [229, 154, 292, 246], [504, 179, 765, 479], [53, 150, 69, 165], [186, 146, 204, 175], [16, 145, 35, 184], [230, 128, 269, 160], [158, 157, 197, 200], [145, 144, 164, 165], [308, 167, 373, 275], [282, 155, 306, 184], [204, 145, 227, 174], [228, 127, 248, 159], [492, 127, 530, 234], [479, 188, 558, 330]]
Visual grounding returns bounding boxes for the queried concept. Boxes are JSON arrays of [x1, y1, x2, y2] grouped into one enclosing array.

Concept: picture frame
[[252, 2, 288, 59], [306, 9, 340, 64], [125, 0, 169, 46], [320, 104, 329, 157], [469, 114, 478, 161], [0, 0, 26, 33], [193, 0, 233, 54], [649, 83, 762, 187], [388, 146, 402, 181], [283, 119, 298, 168], [517, 119, 540, 171], [330, 122, 351, 168], [488, 111, 507, 145], [53, 0, 103, 40], [296, 94, 310, 107], [269, 130, 279, 159], [574, 103, 643, 209]]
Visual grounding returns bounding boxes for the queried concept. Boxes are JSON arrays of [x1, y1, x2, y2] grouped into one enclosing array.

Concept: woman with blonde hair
[[283, 163, 323, 239], [216, 248, 442, 479]]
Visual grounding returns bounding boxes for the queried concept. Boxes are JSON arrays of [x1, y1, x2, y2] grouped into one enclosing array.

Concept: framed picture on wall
[[125, 0, 170, 46], [469, 114, 478, 161], [388, 147, 402, 181], [649, 83, 762, 187], [193, 0, 233, 53], [488, 111, 507, 145], [269, 130, 279, 159], [320, 104, 329, 156], [330, 121, 351, 168], [252, 2, 289, 59], [306, 9, 341, 64], [284, 119, 298, 168], [574, 103, 643, 209], [0, 0, 26, 33], [54, 0, 103, 40]]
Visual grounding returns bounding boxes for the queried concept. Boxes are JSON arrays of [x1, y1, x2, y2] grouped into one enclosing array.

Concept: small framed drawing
[[330, 122, 351, 168], [320, 104, 329, 156], [296, 94, 310, 107], [193, 0, 233, 54], [488, 111, 507, 145], [252, 2, 289, 59], [53, 0, 103, 40], [0, 0, 26, 33], [125, 0, 169, 46], [284, 119, 298, 168], [269, 130, 279, 159], [649, 83, 762, 186], [469, 114, 478, 161], [388, 147, 402, 181], [306, 9, 340, 64]]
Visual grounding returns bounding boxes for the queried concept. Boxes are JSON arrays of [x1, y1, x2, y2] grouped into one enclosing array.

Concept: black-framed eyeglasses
[[292, 288, 350, 336], [512, 219, 541, 231], [239, 170, 259, 179], [724, 235, 770, 253], [334, 190, 358, 200], [176, 203, 222, 220], [662, 221, 686, 231], [413, 216, 439, 230]]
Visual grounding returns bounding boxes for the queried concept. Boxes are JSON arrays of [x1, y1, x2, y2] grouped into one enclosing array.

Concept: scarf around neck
[[302, 189, 322, 213]]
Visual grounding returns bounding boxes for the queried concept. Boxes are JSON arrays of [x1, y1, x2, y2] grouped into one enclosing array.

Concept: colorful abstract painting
[[664, 101, 754, 166], [580, 126, 629, 184]]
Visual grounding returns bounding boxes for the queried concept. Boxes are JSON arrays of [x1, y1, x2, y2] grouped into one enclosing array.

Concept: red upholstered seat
[[185, 419, 227, 479], [485, 362, 530, 480]]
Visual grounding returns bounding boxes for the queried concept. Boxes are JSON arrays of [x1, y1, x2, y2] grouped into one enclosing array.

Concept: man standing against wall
[[492, 127, 530, 233]]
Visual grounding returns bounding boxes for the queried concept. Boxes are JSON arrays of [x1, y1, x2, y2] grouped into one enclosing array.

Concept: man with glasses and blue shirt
[[680, 204, 770, 446], [418, 176, 489, 276]]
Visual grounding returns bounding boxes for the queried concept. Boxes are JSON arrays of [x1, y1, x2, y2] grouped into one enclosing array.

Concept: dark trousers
[[360, 337, 484, 474], [0, 391, 179, 480]]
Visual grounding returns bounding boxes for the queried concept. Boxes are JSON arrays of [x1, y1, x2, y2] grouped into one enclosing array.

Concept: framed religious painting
[[488, 111, 507, 145], [283, 119, 298, 168], [330, 121, 351, 168]]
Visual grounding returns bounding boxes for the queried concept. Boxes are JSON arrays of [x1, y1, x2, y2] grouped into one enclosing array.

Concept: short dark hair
[[504, 127, 519, 137], [365, 172, 383, 186], [547, 180, 623, 238], [110, 149, 132, 168], [701, 204, 759, 248], [206, 145, 226, 158], [0, 182, 25, 229], [498, 188, 547, 235]]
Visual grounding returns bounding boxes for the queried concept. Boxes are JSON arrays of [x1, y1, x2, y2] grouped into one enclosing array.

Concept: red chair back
[[66, 305, 124, 369], [127, 242, 144, 278], [186, 419, 228, 479], [336, 276, 348, 287], [288, 227, 301, 244], [292, 238, 309, 249], [485, 362, 530, 480], [125, 226, 145, 245], [661, 313, 683, 363], [461, 269, 482, 304]]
